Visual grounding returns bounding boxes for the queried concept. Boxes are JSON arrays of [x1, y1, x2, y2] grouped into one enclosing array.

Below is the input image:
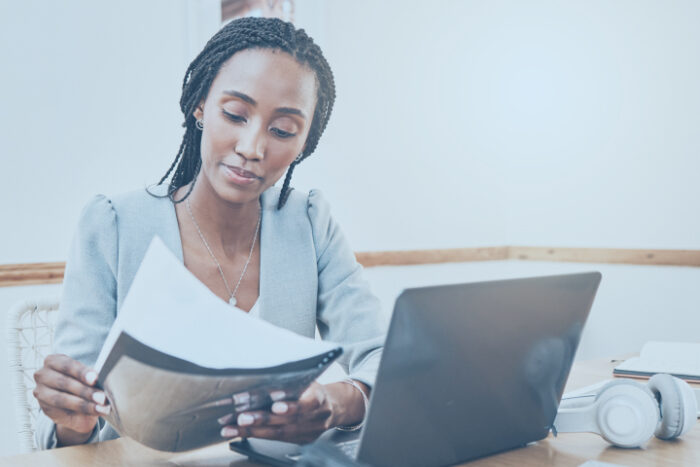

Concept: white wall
[[292, 0, 700, 250], [0, 0, 221, 264], [1, 0, 699, 458]]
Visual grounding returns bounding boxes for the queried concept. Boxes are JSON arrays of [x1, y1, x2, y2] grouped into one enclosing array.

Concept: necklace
[[185, 197, 261, 307]]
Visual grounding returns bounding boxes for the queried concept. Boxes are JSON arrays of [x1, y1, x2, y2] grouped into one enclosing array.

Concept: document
[[613, 341, 700, 382], [94, 237, 342, 452]]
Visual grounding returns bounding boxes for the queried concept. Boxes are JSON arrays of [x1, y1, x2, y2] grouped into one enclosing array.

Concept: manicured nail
[[270, 390, 286, 401], [237, 413, 254, 426], [92, 392, 106, 405], [95, 404, 110, 415], [233, 392, 250, 405], [271, 402, 288, 414], [85, 371, 98, 385], [221, 427, 238, 438], [217, 414, 234, 425]]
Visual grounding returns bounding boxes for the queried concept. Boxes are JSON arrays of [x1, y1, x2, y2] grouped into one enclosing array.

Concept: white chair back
[[6, 298, 60, 453]]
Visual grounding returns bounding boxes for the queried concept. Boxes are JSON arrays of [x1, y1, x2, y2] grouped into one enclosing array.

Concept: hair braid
[[150, 17, 335, 208], [277, 160, 298, 209]]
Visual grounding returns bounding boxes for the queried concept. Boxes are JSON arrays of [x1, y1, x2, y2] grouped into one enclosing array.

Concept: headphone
[[553, 374, 698, 448]]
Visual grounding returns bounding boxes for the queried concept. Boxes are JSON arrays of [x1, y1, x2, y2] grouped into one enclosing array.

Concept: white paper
[[96, 236, 338, 372]]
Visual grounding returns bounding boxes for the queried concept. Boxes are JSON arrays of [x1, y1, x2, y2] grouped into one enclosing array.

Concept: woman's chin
[[214, 181, 265, 205]]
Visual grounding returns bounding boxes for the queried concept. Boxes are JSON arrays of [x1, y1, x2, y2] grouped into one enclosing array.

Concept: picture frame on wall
[[222, 0, 294, 23]]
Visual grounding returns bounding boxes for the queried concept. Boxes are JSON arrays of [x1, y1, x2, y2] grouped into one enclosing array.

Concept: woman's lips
[[223, 164, 261, 186]]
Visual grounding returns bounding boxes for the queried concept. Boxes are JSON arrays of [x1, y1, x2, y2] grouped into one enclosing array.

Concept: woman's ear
[[193, 104, 204, 122]]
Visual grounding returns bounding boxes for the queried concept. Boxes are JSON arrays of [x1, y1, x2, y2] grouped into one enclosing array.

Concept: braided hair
[[152, 17, 335, 209]]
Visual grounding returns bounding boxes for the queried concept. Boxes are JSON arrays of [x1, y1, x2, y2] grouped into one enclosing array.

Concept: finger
[[271, 400, 299, 416], [269, 389, 287, 402], [41, 405, 99, 434], [33, 385, 109, 416], [234, 410, 296, 427], [44, 354, 98, 386], [35, 368, 107, 404], [231, 389, 269, 412]]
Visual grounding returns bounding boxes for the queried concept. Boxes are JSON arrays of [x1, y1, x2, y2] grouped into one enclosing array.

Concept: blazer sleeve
[[307, 189, 386, 388], [35, 194, 118, 449]]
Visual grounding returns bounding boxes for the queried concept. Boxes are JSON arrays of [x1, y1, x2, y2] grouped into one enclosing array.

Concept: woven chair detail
[[7, 298, 60, 453]]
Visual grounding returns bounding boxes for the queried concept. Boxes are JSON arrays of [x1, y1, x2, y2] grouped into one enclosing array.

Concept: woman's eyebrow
[[223, 90, 306, 119], [223, 90, 256, 105], [276, 107, 306, 120]]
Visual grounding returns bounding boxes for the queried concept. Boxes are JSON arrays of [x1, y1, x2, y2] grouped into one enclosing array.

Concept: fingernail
[[221, 427, 238, 438], [95, 404, 110, 415], [271, 402, 288, 414], [92, 392, 106, 405], [233, 392, 250, 405], [217, 414, 234, 425], [85, 371, 98, 385], [237, 413, 254, 426], [270, 390, 286, 401]]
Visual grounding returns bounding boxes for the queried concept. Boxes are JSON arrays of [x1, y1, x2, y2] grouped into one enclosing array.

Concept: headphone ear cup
[[647, 374, 698, 440], [594, 379, 659, 448]]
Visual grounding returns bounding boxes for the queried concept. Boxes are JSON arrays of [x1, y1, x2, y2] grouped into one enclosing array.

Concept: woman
[[33, 17, 385, 449]]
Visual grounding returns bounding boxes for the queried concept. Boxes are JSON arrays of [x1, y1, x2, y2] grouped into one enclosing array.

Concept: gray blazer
[[36, 185, 385, 449]]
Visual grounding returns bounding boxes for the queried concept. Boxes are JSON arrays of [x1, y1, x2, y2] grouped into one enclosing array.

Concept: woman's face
[[193, 48, 318, 204]]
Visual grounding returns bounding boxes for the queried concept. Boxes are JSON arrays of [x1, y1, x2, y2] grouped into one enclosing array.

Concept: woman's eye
[[270, 127, 295, 139], [222, 110, 246, 123]]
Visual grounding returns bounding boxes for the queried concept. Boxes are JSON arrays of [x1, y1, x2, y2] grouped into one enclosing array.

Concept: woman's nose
[[235, 125, 265, 161]]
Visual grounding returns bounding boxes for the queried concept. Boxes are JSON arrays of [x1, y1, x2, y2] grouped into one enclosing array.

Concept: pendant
[[228, 296, 237, 307]]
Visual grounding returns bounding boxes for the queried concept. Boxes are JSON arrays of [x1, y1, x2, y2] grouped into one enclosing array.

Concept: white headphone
[[553, 374, 698, 448]]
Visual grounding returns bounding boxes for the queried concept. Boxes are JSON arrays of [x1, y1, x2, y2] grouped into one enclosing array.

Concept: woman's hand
[[219, 381, 368, 444], [33, 354, 110, 446]]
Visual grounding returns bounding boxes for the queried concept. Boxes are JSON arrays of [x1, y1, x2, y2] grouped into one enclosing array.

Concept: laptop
[[230, 272, 602, 466]]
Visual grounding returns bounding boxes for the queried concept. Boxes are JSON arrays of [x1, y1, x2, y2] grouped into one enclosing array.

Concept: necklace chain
[[185, 197, 261, 307]]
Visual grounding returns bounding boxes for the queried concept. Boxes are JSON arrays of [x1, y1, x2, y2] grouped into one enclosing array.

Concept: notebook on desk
[[613, 342, 700, 382], [230, 272, 602, 467]]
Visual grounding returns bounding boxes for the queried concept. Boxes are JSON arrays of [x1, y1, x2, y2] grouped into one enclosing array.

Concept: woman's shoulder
[[76, 186, 176, 244], [109, 184, 172, 212], [78, 185, 171, 219]]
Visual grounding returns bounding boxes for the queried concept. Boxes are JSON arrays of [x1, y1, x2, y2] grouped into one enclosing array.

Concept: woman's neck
[[181, 181, 261, 256]]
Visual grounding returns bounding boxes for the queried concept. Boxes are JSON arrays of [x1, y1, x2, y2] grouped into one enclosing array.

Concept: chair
[[6, 298, 60, 453]]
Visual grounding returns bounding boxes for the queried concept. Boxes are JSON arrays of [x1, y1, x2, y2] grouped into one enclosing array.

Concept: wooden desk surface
[[2, 358, 699, 467]]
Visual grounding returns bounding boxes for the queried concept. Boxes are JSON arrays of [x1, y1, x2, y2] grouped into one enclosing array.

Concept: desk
[[2, 358, 699, 467]]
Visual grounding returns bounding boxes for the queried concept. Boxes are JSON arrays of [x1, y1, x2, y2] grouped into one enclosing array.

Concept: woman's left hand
[[219, 381, 363, 444]]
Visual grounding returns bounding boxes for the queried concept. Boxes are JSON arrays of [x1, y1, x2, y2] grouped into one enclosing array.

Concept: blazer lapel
[[258, 188, 318, 337]]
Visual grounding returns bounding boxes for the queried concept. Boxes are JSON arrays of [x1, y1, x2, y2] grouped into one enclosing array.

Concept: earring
[[195, 120, 204, 130], [294, 154, 303, 163]]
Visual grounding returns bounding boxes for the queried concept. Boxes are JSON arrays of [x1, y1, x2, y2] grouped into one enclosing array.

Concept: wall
[[0, 0, 221, 264], [292, 0, 700, 250]]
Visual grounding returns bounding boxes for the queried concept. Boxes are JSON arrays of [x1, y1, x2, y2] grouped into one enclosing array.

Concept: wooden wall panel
[[0, 263, 65, 287], [2, 246, 699, 287], [509, 246, 700, 267], [355, 247, 508, 267]]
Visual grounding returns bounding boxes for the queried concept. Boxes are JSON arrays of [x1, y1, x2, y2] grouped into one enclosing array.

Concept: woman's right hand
[[33, 354, 110, 446]]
